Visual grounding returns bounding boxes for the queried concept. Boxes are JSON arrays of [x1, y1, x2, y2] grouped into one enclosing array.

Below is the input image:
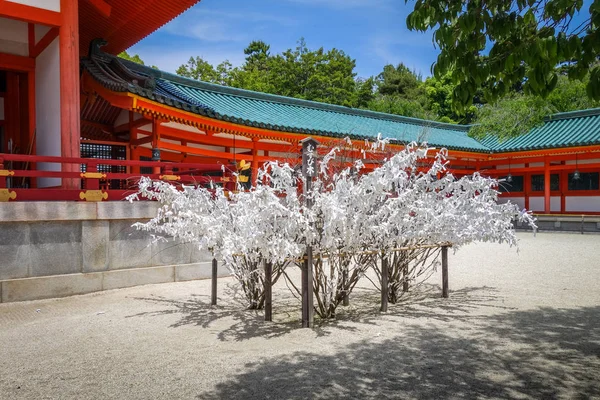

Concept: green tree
[[259, 38, 358, 105], [176, 56, 219, 82], [118, 51, 145, 65], [376, 63, 423, 98], [355, 77, 376, 108], [471, 74, 600, 139], [367, 95, 435, 120], [243, 40, 271, 72], [423, 73, 479, 124], [407, 0, 600, 112]]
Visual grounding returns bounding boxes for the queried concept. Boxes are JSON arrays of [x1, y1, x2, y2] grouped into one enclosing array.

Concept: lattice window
[[80, 143, 127, 189]]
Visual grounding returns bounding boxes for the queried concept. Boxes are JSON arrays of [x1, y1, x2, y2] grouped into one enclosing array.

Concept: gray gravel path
[[0, 232, 599, 399]]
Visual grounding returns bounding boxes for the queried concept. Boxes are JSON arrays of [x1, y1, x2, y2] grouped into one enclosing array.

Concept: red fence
[[0, 153, 231, 201]]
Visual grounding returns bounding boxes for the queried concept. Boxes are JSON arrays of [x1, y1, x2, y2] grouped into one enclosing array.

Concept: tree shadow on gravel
[[200, 305, 600, 400], [332, 284, 512, 325], [128, 284, 504, 342], [127, 284, 360, 341]]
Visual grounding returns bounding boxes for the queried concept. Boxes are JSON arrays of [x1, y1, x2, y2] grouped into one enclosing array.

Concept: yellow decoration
[[238, 160, 251, 171], [237, 176, 249, 183], [0, 189, 17, 202], [79, 190, 108, 202], [159, 175, 181, 181], [0, 170, 15, 177], [80, 172, 106, 179]]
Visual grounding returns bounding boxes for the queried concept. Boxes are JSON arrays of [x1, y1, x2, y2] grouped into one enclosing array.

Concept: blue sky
[[128, 0, 437, 79]]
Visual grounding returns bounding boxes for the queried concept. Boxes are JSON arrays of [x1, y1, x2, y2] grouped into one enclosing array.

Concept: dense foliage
[[407, 0, 600, 111]]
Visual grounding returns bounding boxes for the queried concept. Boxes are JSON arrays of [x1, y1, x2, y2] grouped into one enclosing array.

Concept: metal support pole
[[211, 258, 218, 305], [264, 260, 273, 321], [381, 254, 388, 312], [442, 246, 449, 298]]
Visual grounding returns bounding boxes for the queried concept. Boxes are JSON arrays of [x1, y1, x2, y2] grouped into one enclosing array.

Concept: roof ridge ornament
[[88, 38, 110, 61]]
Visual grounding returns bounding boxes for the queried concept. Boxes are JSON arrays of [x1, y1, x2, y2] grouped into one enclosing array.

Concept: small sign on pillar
[[300, 137, 319, 179]]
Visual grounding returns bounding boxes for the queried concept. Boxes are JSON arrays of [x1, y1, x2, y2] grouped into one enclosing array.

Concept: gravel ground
[[0, 231, 599, 400]]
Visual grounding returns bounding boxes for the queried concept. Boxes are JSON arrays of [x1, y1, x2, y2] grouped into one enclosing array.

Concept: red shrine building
[[1, 0, 600, 215]]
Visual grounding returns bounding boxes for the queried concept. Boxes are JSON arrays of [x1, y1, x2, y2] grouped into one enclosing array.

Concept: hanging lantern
[[573, 154, 581, 180], [506, 158, 512, 183]]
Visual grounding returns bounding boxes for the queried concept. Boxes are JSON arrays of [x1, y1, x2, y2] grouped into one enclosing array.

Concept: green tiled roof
[[155, 77, 489, 152], [82, 46, 487, 152], [480, 108, 600, 152], [82, 44, 600, 154]]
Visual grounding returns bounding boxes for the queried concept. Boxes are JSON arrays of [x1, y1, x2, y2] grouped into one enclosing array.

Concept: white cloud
[[286, 0, 391, 9], [127, 44, 247, 74], [161, 7, 297, 43], [364, 31, 437, 77]]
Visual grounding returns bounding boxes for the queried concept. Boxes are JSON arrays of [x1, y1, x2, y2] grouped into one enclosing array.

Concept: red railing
[[0, 153, 234, 201]]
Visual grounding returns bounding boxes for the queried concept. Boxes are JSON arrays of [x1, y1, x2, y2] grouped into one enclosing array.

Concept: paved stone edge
[[0, 262, 230, 303], [0, 201, 161, 222]]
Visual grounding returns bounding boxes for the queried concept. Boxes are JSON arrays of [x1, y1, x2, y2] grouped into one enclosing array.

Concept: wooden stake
[[211, 258, 217, 305], [381, 254, 388, 312], [442, 246, 449, 298], [264, 260, 273, 321], [302, 246, 314, 327]]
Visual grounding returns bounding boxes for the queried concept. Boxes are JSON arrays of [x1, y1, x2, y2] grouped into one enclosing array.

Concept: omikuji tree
[[131, 140, 536, 319]]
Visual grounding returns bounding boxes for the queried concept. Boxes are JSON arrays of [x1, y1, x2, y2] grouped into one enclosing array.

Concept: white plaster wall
[[35, 38, 61, 187], [188, 142, 225, 152], [565, 197, 600, 212], [259, 138, 294, 145], [214, 132, 251, 142], [161, 138, 182, 145], [0, 17, 28, 56], [268, 151, 298, 159], [498, 197, 525, 210], [565, 158, 600, 165], [6, 0, 60, 12], [496, 164, 525, 170], [138, 124, 152, 133], [529, 196, 561, 213], [162, 121, 205, 134], [529, 162, 544, 168], [34, 24, 51, 43], [529, 197, 543, 212], [113, 109, 146, 127]]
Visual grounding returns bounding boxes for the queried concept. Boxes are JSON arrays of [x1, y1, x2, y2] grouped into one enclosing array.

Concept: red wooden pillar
[[60, 0, 81, 189], [27, 70, 36, 188], [251, 138, 258, 186], [560, 168, 567, 214], [151, 117, 161, 175], [544, 156, 551, 214], [524, 164, 530, 211]]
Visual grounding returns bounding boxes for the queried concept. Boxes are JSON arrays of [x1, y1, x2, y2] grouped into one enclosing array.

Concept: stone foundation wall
[[0, 202, 229, 302], [515, 214, 600, 233]]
